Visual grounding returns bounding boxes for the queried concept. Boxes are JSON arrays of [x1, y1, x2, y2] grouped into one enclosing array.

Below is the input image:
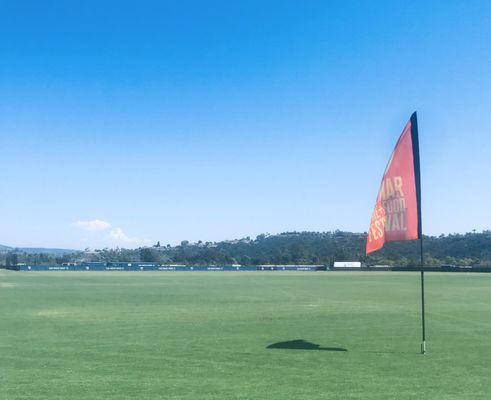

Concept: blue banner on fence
[[14, 263, 326, 271]]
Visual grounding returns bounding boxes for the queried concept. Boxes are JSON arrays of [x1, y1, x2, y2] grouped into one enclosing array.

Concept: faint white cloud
[[109, 228, 150, 246], [72, 219, 112, 232], [72, 219, 149, 248], [108, 227, 146, 246]]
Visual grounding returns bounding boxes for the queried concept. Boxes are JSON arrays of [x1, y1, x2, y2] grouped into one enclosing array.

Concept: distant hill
[[2, 231, 491, 266], [52, 231, 491, 267], [0, 245, 79, 255]]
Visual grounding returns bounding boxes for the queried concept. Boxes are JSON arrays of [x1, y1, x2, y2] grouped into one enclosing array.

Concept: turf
[[1, 271, 490, 400]]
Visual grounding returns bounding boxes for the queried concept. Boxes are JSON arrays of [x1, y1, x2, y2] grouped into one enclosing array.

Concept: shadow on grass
[[267, 339, 347, 352]]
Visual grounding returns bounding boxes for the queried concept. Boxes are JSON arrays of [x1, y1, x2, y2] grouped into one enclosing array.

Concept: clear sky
[[1, 1, 491, 249]]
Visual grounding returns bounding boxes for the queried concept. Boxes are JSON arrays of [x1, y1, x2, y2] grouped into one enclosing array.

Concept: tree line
[[3, 230, 491, 267]]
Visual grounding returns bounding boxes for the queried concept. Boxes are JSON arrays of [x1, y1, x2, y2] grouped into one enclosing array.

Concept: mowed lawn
[[1, 271, 490, 400]]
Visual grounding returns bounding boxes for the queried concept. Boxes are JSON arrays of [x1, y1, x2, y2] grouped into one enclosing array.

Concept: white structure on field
[[333, 261, 361, 269]]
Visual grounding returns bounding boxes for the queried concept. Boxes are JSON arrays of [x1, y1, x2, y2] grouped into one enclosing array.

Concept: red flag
[[366, 112, 421, 254]]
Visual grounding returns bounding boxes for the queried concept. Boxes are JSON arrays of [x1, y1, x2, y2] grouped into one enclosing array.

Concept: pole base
[[421, 341, 427, 355]]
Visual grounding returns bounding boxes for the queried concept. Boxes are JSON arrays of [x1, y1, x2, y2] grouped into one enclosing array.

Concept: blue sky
[[1, 1, 491, 249]]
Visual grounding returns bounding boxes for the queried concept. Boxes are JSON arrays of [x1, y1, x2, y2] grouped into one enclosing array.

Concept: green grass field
[[1, 270, 490, 399]]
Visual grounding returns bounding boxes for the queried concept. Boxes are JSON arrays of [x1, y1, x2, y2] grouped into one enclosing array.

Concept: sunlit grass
[[1, 271, 490, 399]]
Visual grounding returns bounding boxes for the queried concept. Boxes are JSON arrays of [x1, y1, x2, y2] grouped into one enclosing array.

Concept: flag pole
[[410, 111, 426, 355], [367, 112, 427, 354], [420, 238, 426, 354]]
